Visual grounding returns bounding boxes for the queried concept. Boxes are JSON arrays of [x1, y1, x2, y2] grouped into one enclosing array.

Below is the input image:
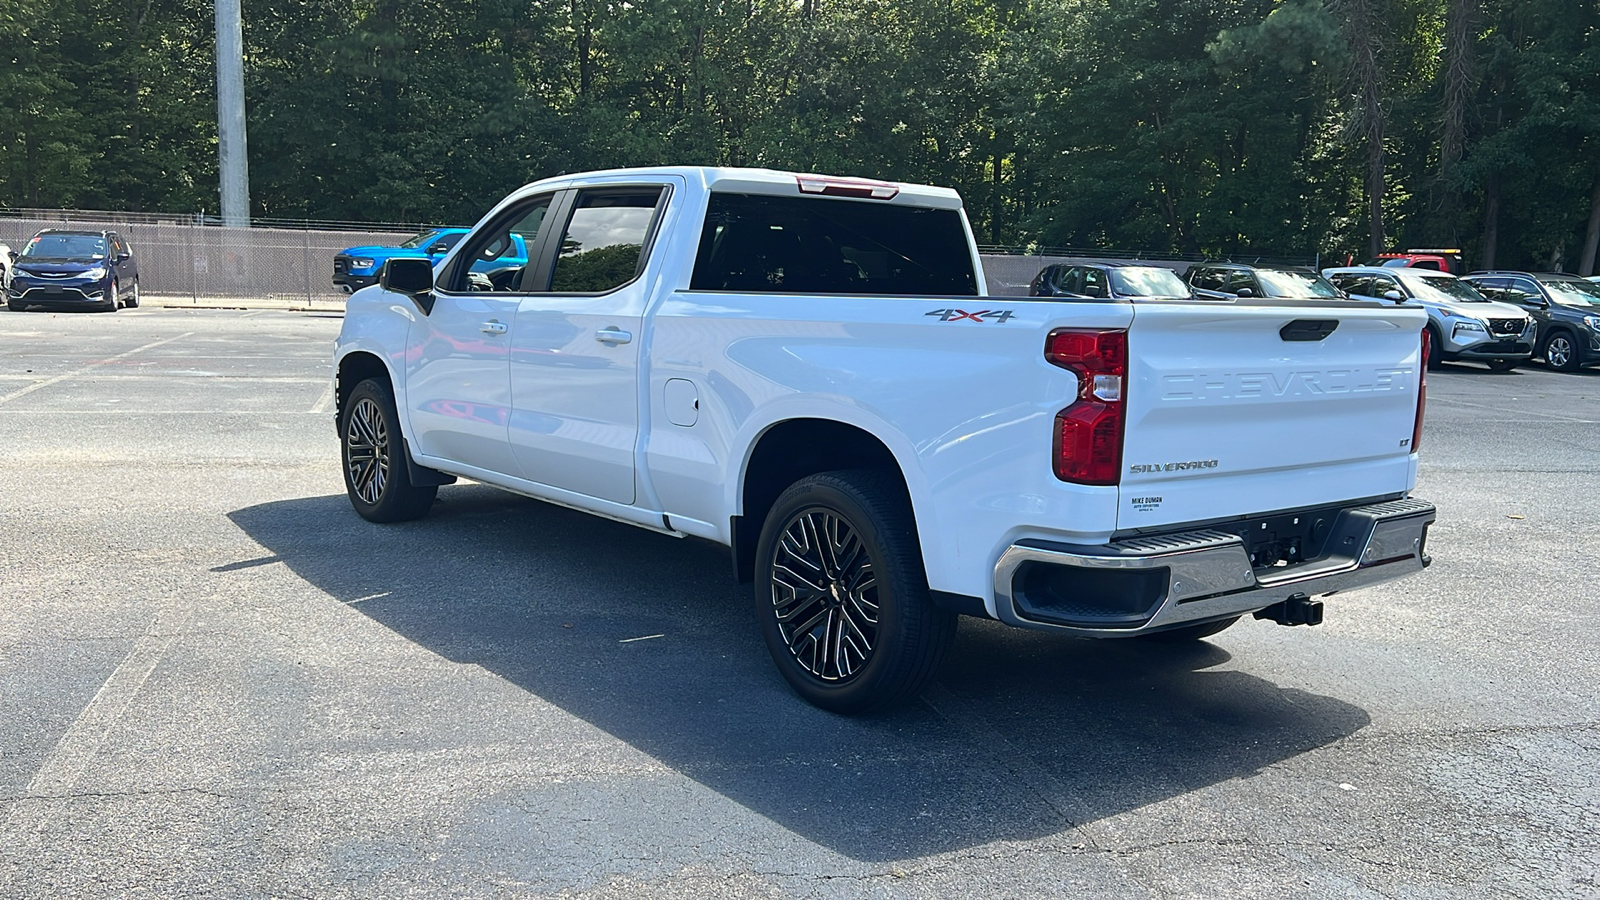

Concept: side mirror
[[380, 258, 435, 313], [1235, 287, 1254, 298], [117, 252, 131, 262], [1383, 289, 1404, 302], [7, 250, 16, 262], [427, 243, 450, 255]]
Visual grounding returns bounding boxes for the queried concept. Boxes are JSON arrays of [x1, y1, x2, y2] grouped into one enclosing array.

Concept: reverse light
[[795, 175, 899, 200], [1046, 329, 1127, 485], [1412, 328, 1429, 454]]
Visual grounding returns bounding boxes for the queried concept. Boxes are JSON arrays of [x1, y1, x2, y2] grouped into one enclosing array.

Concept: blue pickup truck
[[333, 228, 530, 293]]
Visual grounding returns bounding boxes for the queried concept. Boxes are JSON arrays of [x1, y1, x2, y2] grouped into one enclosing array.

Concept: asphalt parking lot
[[1, 307, 1596, 899]]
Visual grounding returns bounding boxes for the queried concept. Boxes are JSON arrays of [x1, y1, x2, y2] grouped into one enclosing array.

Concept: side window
[[689, 193, 979, 296], [440, 194, 553, 293], [1372, 274, 1401, 297], [547, 188, 665, 294], [1414, 260, 1441, 271], [1226, 271, 1256, 295], [1047, 266, 1070, 293], [1189, 267, 1222, 291], [1081, 267, 1108, 298], [1329, 274, 1368, 296], [427, 232, 465, 256], [1501, 279, 1542, 305], [1469, 276, 1507, 300], [1056, 266, 1081, 295]]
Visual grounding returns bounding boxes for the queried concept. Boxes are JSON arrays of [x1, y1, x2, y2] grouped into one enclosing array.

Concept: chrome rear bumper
[[993, 498, 1435, 635]]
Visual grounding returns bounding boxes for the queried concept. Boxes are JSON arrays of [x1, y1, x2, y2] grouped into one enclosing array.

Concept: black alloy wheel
[[754, 470, 955, 714], [1544, 332, 1579, 372], [340, 378, 437, 522]]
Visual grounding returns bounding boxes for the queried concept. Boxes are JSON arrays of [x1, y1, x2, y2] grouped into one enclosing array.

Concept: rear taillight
[[1046, 329, 1127, 485], [1412, 327, 1429, 453]]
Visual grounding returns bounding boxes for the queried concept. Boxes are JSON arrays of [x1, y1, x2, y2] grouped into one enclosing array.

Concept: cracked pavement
[[0, 308, 1596, 898]]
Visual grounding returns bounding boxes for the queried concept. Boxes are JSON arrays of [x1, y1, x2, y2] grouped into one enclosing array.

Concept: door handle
[[480, 320, 508, 335], [595, 327, 633, 344]]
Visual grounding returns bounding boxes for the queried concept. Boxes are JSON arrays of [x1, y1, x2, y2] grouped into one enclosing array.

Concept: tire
[[1543, 331, 1580, 372], [1139, 616, 1239, 642], [1486, 359, 1518, 372], [754, 470, 955, 714], [1425, 326, 1444, 370], [339, 378, 437, 523], [125, 280, 140, 308], [6, 302, 22, 312], [103, 279, 119, 311]]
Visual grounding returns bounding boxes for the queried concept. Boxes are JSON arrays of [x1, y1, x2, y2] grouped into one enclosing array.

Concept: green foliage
[[1, 0, 1596, 271]]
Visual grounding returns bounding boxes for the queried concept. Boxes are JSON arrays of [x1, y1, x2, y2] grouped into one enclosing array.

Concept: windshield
[[397, 229, 441, 249], [1541, 279, 1600, 306], [1255, 269, 1343, 299], [1405, 274, 1489, 303], [1108, 266, 1190, 298], [21, 233, 106, 259]]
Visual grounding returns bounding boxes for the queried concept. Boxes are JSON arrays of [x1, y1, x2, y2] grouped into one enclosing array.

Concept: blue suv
[[333, 227, 531, 293], [7, 229, 140, 312]]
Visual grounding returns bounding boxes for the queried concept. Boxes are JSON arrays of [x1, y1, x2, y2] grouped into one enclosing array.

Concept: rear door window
[[690, 193, 978, 296], [547, 188, 666, 294]]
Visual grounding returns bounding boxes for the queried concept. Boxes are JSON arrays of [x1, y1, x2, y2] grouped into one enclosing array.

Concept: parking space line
[[0, 332, 194, 407], [1429, 395, 1598, 424], [308, 382, 335, 414]]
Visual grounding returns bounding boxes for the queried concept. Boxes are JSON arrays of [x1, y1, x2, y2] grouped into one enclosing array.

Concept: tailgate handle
[[1280, 319, 1339, 342]]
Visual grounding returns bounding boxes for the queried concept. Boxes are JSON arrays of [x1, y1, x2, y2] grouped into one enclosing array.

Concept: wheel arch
[[335, 350, 394, 428], [730, 417, 917, 584]]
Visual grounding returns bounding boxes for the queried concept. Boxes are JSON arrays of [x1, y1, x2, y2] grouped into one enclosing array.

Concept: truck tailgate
[[1118, 301, 1426, 532]]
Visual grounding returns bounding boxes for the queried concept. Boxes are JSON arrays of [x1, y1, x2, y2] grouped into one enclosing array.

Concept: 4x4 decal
[[926, 308, 1016, 323]]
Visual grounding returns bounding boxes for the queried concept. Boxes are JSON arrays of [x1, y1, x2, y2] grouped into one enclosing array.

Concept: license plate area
[[1211, 505, 1347, 572]]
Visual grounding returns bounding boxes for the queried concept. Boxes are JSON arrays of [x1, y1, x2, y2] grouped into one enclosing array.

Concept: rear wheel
[[125, 280, 140, 308], [1486, 359, 1518, 372], [1544, 331, 1580, 372], [339, 378, 437, 522], [1139, 616, 1239, 642], [754, 470, 955, 714]]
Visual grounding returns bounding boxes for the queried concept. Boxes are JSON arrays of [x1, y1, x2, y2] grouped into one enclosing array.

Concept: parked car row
[[5, 229, 141, 312], [1028, 260, 1598, 373]]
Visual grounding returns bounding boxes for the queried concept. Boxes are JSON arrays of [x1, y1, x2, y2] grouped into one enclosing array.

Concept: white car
[[334, 167, 1436, 712], [1323, 266, 1535, 371], [0, 243, 12, 292]]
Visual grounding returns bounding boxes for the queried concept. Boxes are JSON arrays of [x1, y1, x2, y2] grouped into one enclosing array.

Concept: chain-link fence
[[2, 208, 1319, 302], [0, 209, 420, 302]]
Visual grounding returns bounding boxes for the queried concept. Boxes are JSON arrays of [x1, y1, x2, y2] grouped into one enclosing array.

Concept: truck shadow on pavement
[[228, 485, 1370, 863]]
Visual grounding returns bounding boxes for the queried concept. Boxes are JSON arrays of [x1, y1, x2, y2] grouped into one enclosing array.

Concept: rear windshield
[[690, 193, 978, 296]]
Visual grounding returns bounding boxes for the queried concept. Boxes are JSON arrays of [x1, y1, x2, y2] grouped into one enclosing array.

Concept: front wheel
[[1486, 359, 1518, 372], [1426, 326, 1444, 370], [339, 378, 437, 522], [1544, 332, 1580, 372], [103, 279, 119, 311], [754, 470, 955, 714]]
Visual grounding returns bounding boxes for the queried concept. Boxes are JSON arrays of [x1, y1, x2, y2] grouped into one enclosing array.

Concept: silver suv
[[1323, 266, 1534, 371]]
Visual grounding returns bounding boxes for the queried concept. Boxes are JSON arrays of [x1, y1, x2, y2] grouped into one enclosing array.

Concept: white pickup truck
[[333, 166, 1435, 713]]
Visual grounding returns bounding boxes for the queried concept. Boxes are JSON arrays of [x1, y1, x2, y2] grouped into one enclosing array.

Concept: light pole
[[216, 0, 250, 227]]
